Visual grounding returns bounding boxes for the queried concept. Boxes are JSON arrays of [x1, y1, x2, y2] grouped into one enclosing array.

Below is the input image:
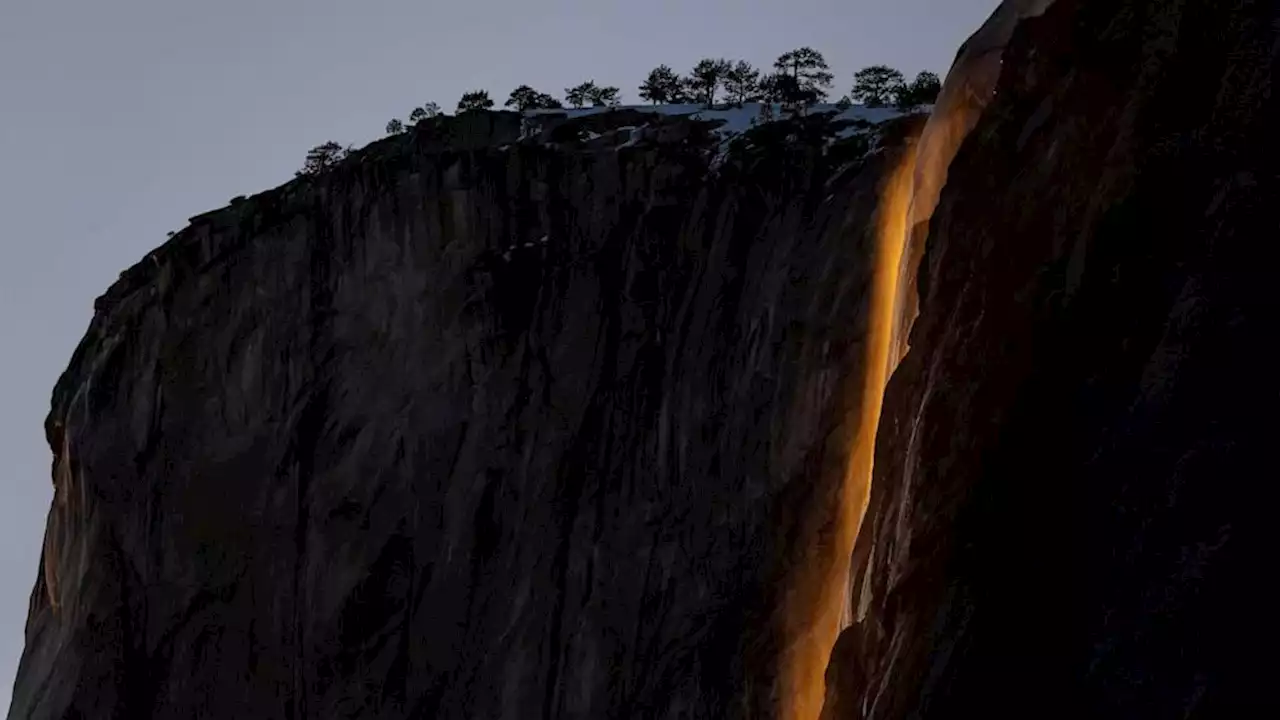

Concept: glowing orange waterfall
[[778, 4, 1061, 719], [777, 69, 966, 720], [779, 128, 922, 720]]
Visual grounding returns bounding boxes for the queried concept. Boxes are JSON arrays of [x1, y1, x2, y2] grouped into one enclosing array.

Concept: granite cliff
[[10, 0, 1280, 717], [9, 108, 910, 719]]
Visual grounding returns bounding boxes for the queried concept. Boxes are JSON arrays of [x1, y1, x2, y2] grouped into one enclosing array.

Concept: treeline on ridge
[[298, 48, 940, 176]]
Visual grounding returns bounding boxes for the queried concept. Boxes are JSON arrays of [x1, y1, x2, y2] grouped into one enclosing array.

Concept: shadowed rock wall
[[8, 111, 911, 720], [829, 1, 1280, 717]]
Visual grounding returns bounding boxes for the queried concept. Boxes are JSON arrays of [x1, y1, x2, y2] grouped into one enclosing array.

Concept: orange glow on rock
[[778, 2, 1055, 712], [779, 139, 920, 720]]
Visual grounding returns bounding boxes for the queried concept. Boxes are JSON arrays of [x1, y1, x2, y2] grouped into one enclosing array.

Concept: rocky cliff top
[[54, 105, 900, 449]]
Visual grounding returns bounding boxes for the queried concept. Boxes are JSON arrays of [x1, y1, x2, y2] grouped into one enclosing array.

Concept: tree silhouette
[[724, 60, 761, 106], [567, 81, 620, 108], [457, 90, 495, 113], [385, 118, 404, 135], [895, 71, 942, 110], [408, 102, 440, 123], [851, 65, 907, 107], [587, 85, 621, 107], [639, 65, 682, 104], [687, 58, 732, 106], [759, 72, 817, 109], [297, 142, 348, 176], [565, 81, 598, 108], [773, 47, 834, 103], [505, 85, 563, 111]]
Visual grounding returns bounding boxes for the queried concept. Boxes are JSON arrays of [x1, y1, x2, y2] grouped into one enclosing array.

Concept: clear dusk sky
[[0, 0, 999, 706]]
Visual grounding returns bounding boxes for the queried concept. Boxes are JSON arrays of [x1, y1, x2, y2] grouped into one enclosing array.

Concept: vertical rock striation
[[8, 111, 913, 719]]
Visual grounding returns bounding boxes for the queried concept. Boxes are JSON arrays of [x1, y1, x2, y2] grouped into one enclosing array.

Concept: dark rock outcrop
[[829, 0, 1280, 717], [8, 110, 912, 719]]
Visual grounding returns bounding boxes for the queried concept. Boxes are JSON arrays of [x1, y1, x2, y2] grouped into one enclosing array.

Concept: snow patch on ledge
[[524, 102, 906, 141]]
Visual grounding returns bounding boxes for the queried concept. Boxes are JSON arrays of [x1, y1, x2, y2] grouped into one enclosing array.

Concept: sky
[[0, 0, 999, 707]]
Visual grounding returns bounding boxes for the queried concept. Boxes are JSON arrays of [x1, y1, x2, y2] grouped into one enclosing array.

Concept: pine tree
[[773, 47, 834, 103], [457, 90, 495, 113], [723, 60, 761, 106], [506, 85, 563, 111], [639, 65, 682, 104], [894, 71, 942, 110], [565, 81, 598, 109], [759, 71, 816, 109], [687, 58, 732, 107], [851, 65, 907, 108], [408, 102, 440, 123], [385, 118, 404, 135], [297, 141, 348, 176], [587, 85, 621, 107], [758, 73, 784, 103]]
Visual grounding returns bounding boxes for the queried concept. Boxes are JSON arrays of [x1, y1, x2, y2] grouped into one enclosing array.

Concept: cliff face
[[829, 0, 1280, 717], [9, 110, 909, 719], [13, 0, 1278, 716]]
